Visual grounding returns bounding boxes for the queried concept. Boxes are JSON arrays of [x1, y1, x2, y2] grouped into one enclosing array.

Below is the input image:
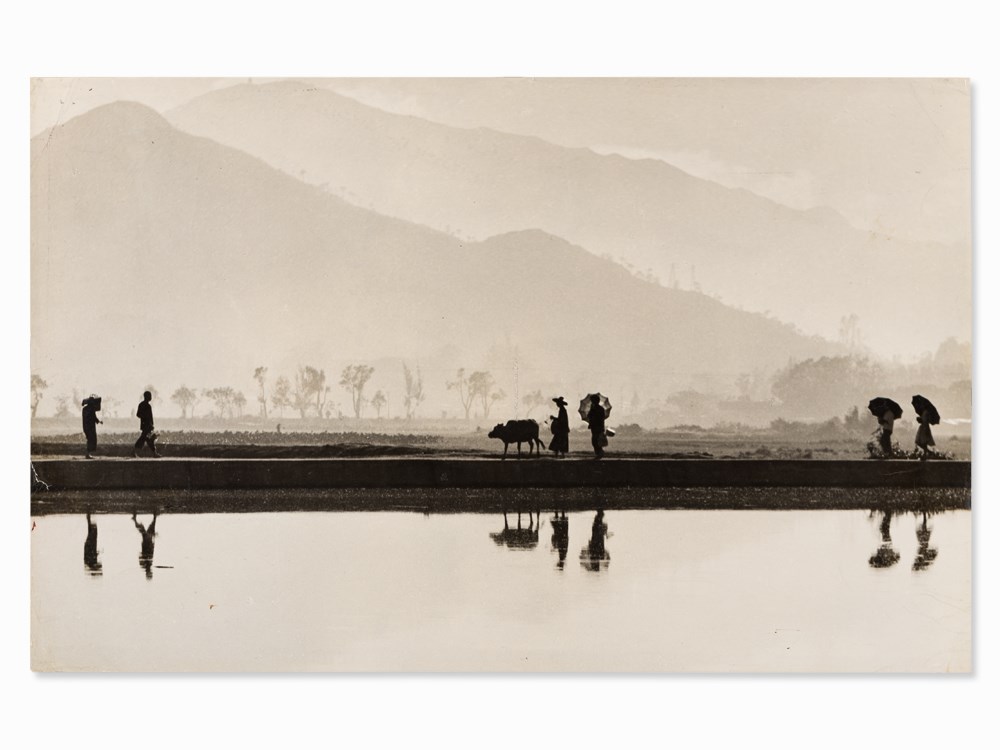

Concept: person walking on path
[[81, 396, 102, 459], [548, 396, 570, 457], [877, 408, 896, 456], [912, 395, 940, 460], [133, 390, 161, 458], [585, 393, 607, 459], [914, 411, 936, 458]]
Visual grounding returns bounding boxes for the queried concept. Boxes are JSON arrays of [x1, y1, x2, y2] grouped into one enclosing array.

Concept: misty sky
[[32, 77, 971, 247]]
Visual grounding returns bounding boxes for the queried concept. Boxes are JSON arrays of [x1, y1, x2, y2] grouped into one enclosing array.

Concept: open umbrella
[[579, 393, 612, 422], [868, 397, 902, 420], [911, 395, 940, 425]]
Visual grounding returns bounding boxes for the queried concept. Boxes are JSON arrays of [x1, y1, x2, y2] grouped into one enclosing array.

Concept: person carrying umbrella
[[868, 397, 902, 457], [580, 393, 610, 459], [548, 396, 570, 458], [912, 395, 940, 459]]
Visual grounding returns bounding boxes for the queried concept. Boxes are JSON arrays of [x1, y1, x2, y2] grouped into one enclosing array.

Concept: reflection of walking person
[[82, 396, 102, 459], [913, 512, 939, 571], [586, 394, 607, 459], [551, 511, 569, 569], [868, 510, 900, 569], [84, 513, 102, 575], [133, 513, 158, 579], [548, 397, 570, 457], [133, 390, 161, 457], [580, 510, 610, 571]]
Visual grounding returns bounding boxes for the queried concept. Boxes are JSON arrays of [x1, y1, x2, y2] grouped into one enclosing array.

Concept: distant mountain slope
[[32, 102, 842, 409], [167, 81, 971, 357]]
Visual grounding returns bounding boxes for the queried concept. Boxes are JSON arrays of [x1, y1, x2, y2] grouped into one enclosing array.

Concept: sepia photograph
[[28, 76, 973, 673]]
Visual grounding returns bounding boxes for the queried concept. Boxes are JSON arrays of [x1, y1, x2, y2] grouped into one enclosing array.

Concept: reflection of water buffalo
[[490, 511, 541, 550], [488, 420, 544, 458]]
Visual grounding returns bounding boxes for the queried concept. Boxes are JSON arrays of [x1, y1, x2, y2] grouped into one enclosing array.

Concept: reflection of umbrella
[[868, 397, 902, 419], [911, 395, 940, 425], [578, 393, 612, 422]]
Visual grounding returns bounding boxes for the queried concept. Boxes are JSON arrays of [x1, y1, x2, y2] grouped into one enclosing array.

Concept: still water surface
[[31, 509, 971, 672]]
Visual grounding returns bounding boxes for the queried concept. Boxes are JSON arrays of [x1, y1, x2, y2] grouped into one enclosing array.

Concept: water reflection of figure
[[490, 511, 540, 550], [550, 511, 569, 570], [868, 510, 900, 569], [132, 512, 158, 579], [83, 513, 102, 576], [912, 396, 941, 460], [912, 511, 939, 572], [580, 510, 610, 572]]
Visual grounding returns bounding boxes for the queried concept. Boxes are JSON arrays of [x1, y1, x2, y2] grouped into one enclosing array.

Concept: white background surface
[[1, 1, 995, 747]]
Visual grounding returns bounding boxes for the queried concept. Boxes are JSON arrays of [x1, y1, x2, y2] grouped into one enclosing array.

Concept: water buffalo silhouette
[[488, 419, 544, 458]]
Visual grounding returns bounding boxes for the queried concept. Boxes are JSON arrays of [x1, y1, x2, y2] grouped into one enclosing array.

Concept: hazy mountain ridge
[[31, 101, 845, 411], [325, 77, 972, 247], [166, 82, 970, 357]]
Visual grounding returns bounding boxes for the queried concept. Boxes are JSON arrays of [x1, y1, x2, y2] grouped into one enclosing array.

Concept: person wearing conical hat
[[548, 396, 570, 458]]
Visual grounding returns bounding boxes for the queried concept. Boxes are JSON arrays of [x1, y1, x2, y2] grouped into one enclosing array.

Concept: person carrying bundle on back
[[81, 395, 102, 459]]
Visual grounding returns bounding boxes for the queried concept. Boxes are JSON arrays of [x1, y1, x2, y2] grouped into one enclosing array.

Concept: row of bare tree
[[246, 363, 426, 420], [31, 365, 554, 421]]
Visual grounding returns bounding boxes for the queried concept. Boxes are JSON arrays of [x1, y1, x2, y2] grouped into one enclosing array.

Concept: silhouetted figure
[[912, 512, 939, 571], [550, 511, 569, 570], [580, 510, 610, 571], [83, 513, 102, 576], [914, 416, 936, 458], [490, 511, 541, 550], [81, 395, 102, 459], [867, 397, 903, 459], [133, 391, 161, 457], [877, 409, 896, 456], [868, 510, 900, 569], [133, 512, 158, 579], [913, 401, 940, 460], [586, 394, 607, 459], [548, 397, 570, 458]]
